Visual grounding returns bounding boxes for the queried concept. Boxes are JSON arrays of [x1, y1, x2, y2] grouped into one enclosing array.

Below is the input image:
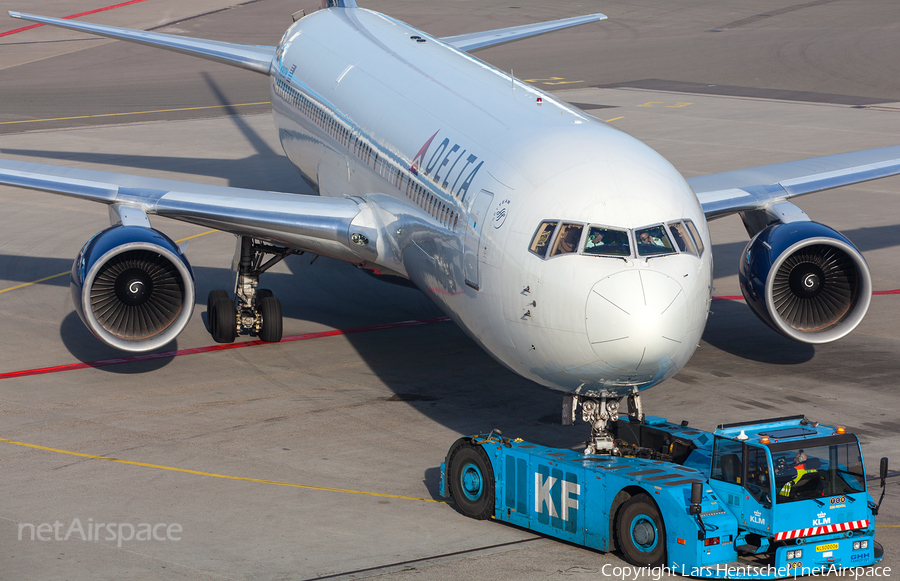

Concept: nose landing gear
[[564, 391, 645, 455], [206, 236, 298, 344]]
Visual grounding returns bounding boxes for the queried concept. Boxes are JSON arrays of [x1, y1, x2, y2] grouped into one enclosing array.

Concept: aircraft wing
[[691, 145, 900, 220], [440, 13, 607, 52], [0, 158, 371, 264], [7, 11, 275, 74], [9, 10, 606, 66]]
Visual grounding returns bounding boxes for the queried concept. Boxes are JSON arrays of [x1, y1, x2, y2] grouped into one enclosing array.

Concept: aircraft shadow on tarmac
[[6, 239, 900, 499], [5, 75, 899, 461], [5, 250, 818, 359], [0, 73, 312, 195], [700, 299, 815, 364], [0, 146, 309, 196]]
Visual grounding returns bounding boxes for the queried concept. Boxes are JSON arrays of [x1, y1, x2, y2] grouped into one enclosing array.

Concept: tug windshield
[[769, 437, 865, 503]]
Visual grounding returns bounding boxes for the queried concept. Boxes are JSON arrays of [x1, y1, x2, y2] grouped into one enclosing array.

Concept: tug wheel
[[448, 443, 494, 520], [616, 494, 667, 567]]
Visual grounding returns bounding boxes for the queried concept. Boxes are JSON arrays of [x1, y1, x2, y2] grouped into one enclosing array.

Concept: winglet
[[441, 13, 607, 52], [8, 11, 275, 75]]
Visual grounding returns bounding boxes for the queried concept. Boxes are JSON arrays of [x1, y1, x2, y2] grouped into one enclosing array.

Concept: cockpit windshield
[[551, 223, 584, 256], [770, 438, 865, 503], [684, 220, 704, 256], [635, 225, 675, 256], [529, 221, 558, 257], [528, 219, 701, 260], [667, 221, 698, 256], [584, 226, 631, 257]]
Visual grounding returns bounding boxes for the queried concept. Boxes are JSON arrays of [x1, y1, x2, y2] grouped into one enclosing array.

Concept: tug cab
[[707, 418, 876, 568]]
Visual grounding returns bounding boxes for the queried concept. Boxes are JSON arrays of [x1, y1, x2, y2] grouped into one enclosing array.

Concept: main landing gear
[[207, 237, 299, 344]]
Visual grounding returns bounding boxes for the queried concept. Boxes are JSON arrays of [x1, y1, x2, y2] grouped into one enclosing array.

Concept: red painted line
[[0, 316, 451, 380], [3, 287, 899, 379], [0, 0, 150, 38], [713, 289, 900, 301]]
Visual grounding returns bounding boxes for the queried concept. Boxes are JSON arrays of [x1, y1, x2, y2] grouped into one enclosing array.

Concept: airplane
[[3, 0, 900, 452]]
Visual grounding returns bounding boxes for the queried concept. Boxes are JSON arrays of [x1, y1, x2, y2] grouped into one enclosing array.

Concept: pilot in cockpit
[[639, 231, 663, 246], [585, 230, 605, 249]]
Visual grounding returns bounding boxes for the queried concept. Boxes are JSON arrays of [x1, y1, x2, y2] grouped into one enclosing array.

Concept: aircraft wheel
[[207, 289, 228, 324], [258, 295, 283, 343], [210, 296, 236, 344], [256, 288, 273, 301], [207, 290, 228, 337], [616, 494, 666, 567], [448, 443, 494, 520]]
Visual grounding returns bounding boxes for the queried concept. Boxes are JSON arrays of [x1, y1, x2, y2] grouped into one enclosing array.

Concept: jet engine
[[738, 221, 871, 344], [71, 225, 195, 352]]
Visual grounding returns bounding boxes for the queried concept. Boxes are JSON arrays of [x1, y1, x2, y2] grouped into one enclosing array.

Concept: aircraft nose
[[585, 269, 687, 374]]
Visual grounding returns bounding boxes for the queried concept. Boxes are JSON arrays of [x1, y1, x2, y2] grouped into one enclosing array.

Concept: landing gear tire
[[207, 289, 228, 322], [256, 288, 273, 301], [258, 295, 283, 343], [616, 494, 666, 567], [210, 296, 236, 344], [449, 443, 494, 520], [206, 290, 228, 338]]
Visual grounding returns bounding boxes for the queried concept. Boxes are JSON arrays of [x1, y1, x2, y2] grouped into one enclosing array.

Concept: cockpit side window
[[551, 223, 584, 256], [684, 220, 705, 256], [584, 226, 631, 257], [529, 220, 558, 258], [635, 225, 675, 256], [667, 221, 698, 256]]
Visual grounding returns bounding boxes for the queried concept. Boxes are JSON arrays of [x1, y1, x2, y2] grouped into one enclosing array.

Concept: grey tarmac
[[0, 1, 898, 579]]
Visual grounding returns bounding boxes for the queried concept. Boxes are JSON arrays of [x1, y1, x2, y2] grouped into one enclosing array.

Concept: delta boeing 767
[[2, 1, 899, 450]]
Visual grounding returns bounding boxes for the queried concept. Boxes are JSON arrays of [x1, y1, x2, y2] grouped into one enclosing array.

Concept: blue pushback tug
[[440, 415, 888, 578]]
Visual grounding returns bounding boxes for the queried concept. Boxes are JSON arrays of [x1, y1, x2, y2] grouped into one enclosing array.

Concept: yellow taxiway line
[[0, 436, 450, 505], [0, 230, 218, 294], [0, 102, 270, 126]]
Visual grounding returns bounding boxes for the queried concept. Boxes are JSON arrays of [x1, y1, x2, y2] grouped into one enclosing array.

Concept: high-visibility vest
[[778, 467, 815, 497]]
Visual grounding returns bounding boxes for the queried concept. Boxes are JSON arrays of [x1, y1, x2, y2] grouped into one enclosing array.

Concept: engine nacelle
[[739, 221, 871, 344], [71, 225, 196, 352]]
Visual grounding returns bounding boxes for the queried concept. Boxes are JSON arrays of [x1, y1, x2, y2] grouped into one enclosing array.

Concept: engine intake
[[71, 225, 195, 352], [739, 222, 871, 344]]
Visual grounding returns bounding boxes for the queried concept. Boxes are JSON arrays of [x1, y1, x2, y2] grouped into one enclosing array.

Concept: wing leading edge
[[440, 13, 607, 52], [691, 145, 900, 220], [9, 8, 605, 67], [9, 7, 606, 69], [8, 11, 275, 74], [0, 158, 370, 264]]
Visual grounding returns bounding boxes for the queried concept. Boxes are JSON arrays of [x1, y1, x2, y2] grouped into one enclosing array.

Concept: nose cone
[[585, 270, 687, 379]]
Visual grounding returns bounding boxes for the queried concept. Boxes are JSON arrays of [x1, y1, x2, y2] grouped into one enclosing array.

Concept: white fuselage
[[269, 8, 713, 398]]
